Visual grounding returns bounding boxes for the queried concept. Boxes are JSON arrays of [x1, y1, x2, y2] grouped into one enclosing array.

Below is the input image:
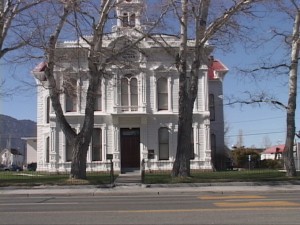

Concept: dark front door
[[121, 128, 140, 171]]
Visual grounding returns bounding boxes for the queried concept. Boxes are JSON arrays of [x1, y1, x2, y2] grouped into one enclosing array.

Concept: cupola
[[114, 0, 144, 31]]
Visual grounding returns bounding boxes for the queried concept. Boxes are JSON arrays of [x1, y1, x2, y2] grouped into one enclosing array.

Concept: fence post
[[141, 159, 145, 184]]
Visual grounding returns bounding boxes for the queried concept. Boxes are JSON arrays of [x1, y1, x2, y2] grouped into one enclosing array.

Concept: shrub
[[260, 159, 283, 169], [231, 148, 261, 169]]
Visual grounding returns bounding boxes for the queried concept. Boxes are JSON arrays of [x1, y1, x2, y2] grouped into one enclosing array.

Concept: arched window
[[157, 78, 168, 110], [209, 94, 215, 121], [92, 128, 102, 161], [121, 76, 138, 111], [121, 78, 129, 110], [159, 127, 169, 160], [130, 78, 138, 110]]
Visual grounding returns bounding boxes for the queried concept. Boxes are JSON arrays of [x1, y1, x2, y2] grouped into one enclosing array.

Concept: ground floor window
[[92, 128, 102, 161], [159, 127, 169, 160]]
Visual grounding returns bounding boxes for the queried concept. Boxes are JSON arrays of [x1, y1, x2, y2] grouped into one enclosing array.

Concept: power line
[[225, 130, 285, 138], [226, 113, 300, 125], [229, 116, 285, 124]]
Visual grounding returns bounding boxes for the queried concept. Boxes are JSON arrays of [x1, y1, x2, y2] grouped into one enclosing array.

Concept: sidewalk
[[1, 181, 300, 196]]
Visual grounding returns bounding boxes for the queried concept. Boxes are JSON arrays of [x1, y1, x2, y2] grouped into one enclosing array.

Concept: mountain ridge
[[0, 114, 36, 155]]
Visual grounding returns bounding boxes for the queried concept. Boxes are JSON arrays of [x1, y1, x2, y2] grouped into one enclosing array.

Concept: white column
[[102, 125, 107, 161], [49, 127, 58, 172], [113, 76, 118, 113], [112, 124, 120, 170], [204, 70, 208, 112], [168, 77, 173, 112], [102, 79, 106, 112], [193, 123, 199, 159], [142, 73, 146, 111], [204, 123, 212, 169], [141, 117, 148, 160]]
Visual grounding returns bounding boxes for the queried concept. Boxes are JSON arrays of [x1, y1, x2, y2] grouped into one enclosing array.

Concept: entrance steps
[[114, 170, 142, 186]]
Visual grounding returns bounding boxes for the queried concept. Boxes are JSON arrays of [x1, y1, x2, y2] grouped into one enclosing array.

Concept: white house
[[33, 0, 228, 173], [261, 144, 284, 160], [261, 143, 300, 171], [0, 148, 24, 167]]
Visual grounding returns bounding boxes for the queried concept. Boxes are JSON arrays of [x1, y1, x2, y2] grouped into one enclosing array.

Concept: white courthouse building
[[33, 0, 228, 173]]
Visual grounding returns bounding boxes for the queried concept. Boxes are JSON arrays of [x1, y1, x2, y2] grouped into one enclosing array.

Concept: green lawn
[[144, 170, 300, 184], [0, 171, 113, 187], [1, 170, 300, 187]]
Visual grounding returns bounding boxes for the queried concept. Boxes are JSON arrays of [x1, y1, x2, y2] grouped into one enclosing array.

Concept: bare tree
[[225, 0, 299, 177], [37, 0, 117, 179], [171, 0, 261, 177], [0, 0, 44, 59], [282, 0, 299, 177], [262, 135, 272, 148], [236, 129, 244, 148]]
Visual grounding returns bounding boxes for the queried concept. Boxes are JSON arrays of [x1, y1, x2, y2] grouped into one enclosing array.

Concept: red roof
[[263, 144, 285, 154], [208, 59, 228, 80], [33, 62, 47, 72]]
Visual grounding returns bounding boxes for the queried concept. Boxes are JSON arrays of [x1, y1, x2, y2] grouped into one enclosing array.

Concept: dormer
[[115, 0, 144, 31]]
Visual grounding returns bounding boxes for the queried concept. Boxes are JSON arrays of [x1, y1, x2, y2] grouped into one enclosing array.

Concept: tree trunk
[[69, 74, 99, 179], [171, 0, 191, 177], [172, 85, 193, 177], [283, 9, 299, 177], [70, 136, 90, 179]]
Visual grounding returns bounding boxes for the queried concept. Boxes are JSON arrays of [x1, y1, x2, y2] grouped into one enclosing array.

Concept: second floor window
[[94, 81, 102, 111], [121, 76, 138, 111], [157, 77, 168, 110]]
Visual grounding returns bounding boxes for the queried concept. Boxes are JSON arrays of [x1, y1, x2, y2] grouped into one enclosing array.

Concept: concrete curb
[[1, 181, 300, 196]]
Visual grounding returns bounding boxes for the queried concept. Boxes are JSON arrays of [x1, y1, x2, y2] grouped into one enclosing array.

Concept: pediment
[[108, 36, 142, 63]]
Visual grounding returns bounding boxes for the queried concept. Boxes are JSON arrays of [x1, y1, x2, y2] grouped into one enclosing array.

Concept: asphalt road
[[1, 191, 300, 225]]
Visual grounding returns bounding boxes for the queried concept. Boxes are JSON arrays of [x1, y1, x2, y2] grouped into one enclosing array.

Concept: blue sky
[[219, 46, 299, 148], [0, 62, 37, 121]]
